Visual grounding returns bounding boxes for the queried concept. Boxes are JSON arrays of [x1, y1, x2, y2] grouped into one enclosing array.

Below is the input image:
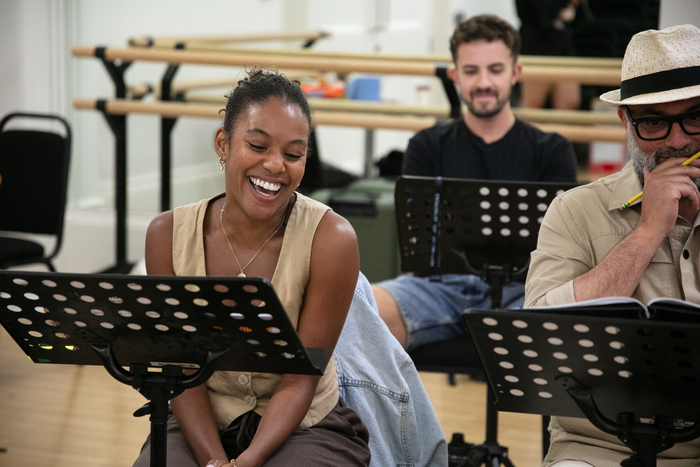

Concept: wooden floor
[[0, 326, 543, 466]]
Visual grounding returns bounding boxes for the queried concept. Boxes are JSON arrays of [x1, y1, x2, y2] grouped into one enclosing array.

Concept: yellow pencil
[[620, 150, 700, 210]]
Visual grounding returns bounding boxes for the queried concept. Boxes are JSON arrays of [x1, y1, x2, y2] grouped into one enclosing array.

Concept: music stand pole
[[457, 265, 515, 467]]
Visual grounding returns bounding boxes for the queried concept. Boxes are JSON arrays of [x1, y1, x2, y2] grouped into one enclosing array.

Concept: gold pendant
[[238, 272, 246, 278]]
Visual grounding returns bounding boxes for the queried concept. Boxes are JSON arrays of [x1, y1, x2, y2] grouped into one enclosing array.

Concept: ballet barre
[[126, 73, 317, 100], [129, 81, 624, 126], [180, 91, 623, 126], [93, 43, 624, 87], [188, 92, 452, 118], [513, 107, 621, 126], [128, 38, 622, 70], [128, 30, 330, 48], [72, 45, 620, 87], [73, 98, 436, 132], [127, 32, 622, 87], [72, 43, 463, 122], [519, 55, 621, 69], [72, 45, 441, 77], [519, 65, 619, 85], [74, 45, 622, 130], [74, 98, 625, 143], [124, 68, 624, 126]]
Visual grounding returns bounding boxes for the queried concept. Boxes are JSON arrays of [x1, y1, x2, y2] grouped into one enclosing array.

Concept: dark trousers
[[132, 399, 370, 466]]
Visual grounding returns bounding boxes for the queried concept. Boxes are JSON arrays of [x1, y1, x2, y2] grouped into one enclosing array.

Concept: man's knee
[[371, 285, 408, 347]]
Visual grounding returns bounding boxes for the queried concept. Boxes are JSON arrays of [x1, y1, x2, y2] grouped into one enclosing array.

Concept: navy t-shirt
[[402, 118, 578, 182]]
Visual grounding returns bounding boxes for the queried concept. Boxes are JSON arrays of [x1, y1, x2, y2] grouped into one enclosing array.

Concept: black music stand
[[0, 270, 326, 467], [462, 307, 700, 467], [395, 176, 578, 467]]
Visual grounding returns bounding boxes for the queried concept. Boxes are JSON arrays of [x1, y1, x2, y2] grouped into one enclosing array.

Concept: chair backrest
[[0, 113, 71, 248]]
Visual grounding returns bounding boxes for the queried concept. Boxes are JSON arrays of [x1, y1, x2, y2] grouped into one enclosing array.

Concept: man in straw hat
[[526, 24, 700, 466]]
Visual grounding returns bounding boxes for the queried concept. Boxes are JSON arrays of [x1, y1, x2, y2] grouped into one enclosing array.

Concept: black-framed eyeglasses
[[623, 106, 700, 141]]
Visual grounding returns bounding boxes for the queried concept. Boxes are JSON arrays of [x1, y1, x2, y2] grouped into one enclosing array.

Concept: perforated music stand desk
[[462, 307, 700, 467], [395, 176, 577, 306], [394, 176, 578, 466], [0, 270, 326, 467]]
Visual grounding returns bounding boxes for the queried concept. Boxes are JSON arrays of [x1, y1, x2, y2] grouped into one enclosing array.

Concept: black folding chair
[[0, 112, 72, 271]]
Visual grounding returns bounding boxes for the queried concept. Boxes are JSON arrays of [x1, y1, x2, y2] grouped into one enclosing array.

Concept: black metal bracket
[[95, 47, 134, 274], [302, 31, 328, 48], [96, 46, 131, 99], [302, 37, 318, 48], [95, 100, 131, 274], [558, 376, 700, 467], [90, 341, 230, 467], [158, 42, 186, 212], [479, 266, 511, 311], [435, 63, 461, 119]]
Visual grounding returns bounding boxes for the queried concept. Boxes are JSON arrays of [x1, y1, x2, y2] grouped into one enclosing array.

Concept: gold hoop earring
[[219, 157, 225, 171]]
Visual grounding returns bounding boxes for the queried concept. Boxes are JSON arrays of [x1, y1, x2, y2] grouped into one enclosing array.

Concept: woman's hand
[[205, 459, 233, 467]]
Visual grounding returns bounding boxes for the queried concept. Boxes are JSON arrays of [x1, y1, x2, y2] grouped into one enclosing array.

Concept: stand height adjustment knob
[[134, 402, 153, 417]]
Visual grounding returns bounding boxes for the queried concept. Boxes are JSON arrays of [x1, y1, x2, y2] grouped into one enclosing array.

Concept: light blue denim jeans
[[376, 274, 525, 352], [335, 273, 448, 467]]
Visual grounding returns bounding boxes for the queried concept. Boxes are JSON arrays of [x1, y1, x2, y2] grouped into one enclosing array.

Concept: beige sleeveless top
[[172, 192, 339, 430]]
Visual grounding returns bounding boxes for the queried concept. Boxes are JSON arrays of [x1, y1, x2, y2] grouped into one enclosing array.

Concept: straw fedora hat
[[600, 24, 700, 106]]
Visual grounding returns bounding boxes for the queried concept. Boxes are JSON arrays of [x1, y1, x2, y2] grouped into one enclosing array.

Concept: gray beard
[[627, 123, 700, 189]]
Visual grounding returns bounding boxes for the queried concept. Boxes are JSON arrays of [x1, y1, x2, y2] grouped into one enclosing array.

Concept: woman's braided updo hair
[[222, 68, 312, 136]]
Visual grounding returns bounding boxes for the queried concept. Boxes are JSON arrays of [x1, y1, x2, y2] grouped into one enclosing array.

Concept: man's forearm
[[573, 225, 665, 301]]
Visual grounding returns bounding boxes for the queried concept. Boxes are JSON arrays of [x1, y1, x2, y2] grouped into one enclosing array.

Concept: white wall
[[0, 0, 67, 118], [0, 1, 24, 117], [659, 0, 700, 28]]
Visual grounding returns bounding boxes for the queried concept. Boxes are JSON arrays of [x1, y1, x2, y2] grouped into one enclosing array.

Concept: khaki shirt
[[525, 161, 700, 466]]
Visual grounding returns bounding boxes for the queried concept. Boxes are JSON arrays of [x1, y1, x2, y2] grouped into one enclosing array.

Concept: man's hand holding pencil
[[621, 150, 700, 209], [633, 149, 700, 238]]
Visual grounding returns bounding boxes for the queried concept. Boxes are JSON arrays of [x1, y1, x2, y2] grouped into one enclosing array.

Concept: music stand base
[[451, 442, 513, 467], [449, 392, 515, 467]]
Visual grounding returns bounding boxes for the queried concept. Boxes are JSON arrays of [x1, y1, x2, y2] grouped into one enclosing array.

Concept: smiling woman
[[136, 69, 369, 467]]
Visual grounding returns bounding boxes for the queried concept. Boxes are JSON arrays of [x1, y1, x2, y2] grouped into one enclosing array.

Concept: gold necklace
[[219, 202, 284, 278]]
